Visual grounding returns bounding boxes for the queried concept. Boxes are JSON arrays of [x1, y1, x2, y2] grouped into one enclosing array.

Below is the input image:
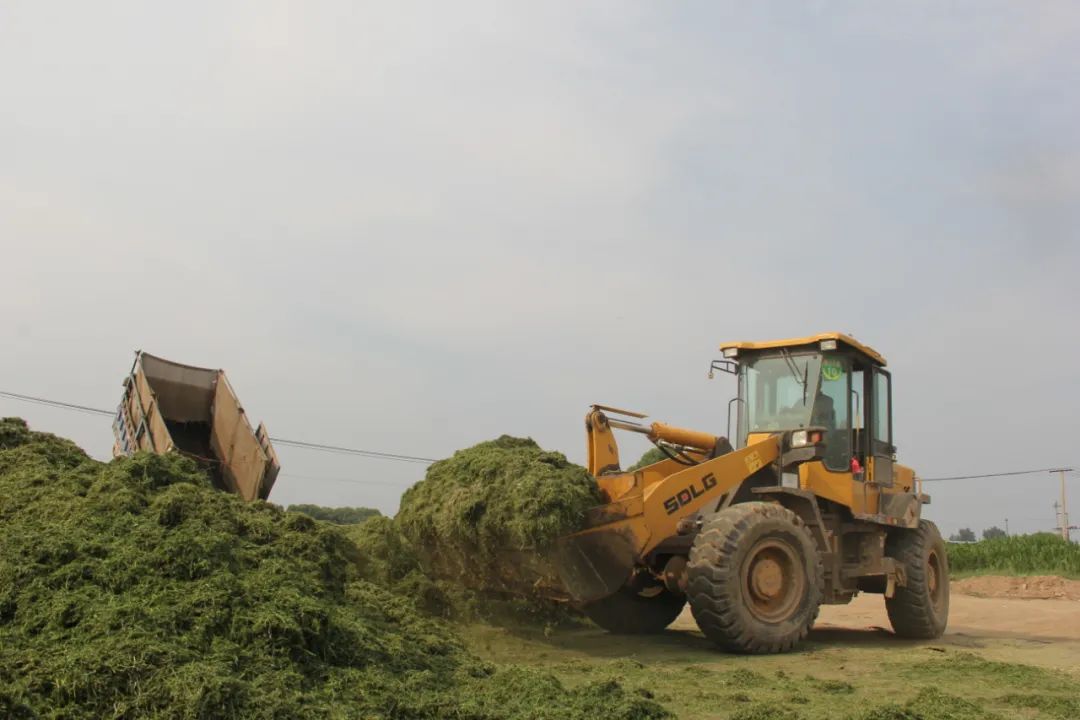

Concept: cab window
[[817, 356, 851, 471], [873, 371, 892, 446]]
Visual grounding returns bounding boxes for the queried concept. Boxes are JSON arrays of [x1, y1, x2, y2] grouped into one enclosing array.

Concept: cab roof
[[719, 332, 887, 367]]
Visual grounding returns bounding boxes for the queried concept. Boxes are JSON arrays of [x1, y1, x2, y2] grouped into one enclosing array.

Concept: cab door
[[870, 368, 894, 487]]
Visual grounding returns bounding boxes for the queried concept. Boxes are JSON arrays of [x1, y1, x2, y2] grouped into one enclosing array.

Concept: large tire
[[583, 584, 686, 634], [687, 502, 823, 654], [885, 520, 949, 639]]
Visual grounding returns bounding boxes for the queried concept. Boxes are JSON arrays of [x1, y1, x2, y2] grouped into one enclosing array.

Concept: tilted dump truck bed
[[112, 352, 280, 501]]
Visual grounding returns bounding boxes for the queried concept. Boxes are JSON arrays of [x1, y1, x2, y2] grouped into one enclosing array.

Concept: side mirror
[[709, 359, 737, 379]]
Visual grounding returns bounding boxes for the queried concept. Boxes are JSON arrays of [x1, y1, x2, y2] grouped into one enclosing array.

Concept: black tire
[[885, 520, 949, 639], [687, 502, 823, 654], [583, 584, 686, 634]]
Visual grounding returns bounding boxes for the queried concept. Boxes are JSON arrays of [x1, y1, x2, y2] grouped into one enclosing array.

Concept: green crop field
[[948, 534, 1080, 578]]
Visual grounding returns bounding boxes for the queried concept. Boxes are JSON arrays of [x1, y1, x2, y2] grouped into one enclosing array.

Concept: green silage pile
[[397, 436, 601, 558], [347, 515, 451, 616], [348, 514, 574, 627], [628, 447, 668, 472], [0, 418, 666, 719], [394, 436, 602, 602], [287, 504, 381, 525]]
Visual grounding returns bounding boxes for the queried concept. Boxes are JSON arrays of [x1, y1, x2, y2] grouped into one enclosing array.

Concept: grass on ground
[[460, 622, 1080, 720]]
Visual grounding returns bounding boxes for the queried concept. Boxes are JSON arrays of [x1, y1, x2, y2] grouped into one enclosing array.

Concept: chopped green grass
[[628, 446, 669, 471], [815, 679, 855, 694], [460, 622, 1080, 720], [898, 651, 1075, 692], [730, 703, 802, 720], [286, 503, 381, 525], [902, 687, 1003, 720], [0, 418, 668, 719], [394, 435, 601, 618], [397, 435, 601, 558], [1000, 692, 1080, 719], [724, 668, 769, 688]]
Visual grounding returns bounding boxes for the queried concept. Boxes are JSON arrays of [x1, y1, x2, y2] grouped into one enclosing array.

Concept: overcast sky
[[2, 2, 1077, 538]]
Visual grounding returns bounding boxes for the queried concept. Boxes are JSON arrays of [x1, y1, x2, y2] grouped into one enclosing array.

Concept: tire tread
[[686, 502, 823, 654], [885, 520, 949, 639]]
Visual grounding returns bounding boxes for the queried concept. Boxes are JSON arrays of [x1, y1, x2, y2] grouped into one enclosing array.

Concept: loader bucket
[[553, 522, 639, 604]]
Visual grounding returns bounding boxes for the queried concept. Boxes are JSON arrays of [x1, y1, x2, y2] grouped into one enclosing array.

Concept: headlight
[[820, 339, 837, 351], [723, 347, 738, 358], [790, 430, 824, 448]]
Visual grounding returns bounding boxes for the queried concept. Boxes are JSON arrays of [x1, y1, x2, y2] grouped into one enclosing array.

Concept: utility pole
[[1005, 517, 1009, 536], [1050, 468, 1074, 542]]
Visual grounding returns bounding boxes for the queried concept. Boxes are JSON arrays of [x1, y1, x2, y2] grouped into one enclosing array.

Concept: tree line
[[949, 526, 1007, 542]]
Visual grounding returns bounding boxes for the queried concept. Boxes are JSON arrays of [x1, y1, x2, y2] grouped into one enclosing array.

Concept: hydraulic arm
[[586, 404, 718, 476], [563, 405, 781, 603]]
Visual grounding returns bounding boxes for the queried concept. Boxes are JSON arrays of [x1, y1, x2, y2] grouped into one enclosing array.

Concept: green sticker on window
[[821, 361, 843, 382]]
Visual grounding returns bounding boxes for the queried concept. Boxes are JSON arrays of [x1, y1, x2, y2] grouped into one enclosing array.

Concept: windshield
[[740, 352, 824, 433]]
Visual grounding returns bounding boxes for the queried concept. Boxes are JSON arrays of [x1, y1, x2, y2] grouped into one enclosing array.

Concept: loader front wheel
[[583, 583, 686, 634], [687, 502, 823, 654], [885, 520, 949, 639]]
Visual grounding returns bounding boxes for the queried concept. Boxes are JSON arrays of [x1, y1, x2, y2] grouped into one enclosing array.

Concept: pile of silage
[[0, 418, 667, 720], [395, 436, 603, 602], [287, 504, 381, 525], [628, 446, 668, 471], [348, 515, 568, 626], [346, 514, 451, 616]]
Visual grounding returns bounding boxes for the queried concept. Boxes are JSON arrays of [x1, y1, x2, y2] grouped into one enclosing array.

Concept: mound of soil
[[952, 575, 1080, 601], [0, 418, 667, 720]]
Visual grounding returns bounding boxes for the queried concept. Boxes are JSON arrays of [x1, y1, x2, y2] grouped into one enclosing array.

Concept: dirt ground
[[465, 577, 1080, 719], [952, 574, 1080, 601], [666, 581, 1080, 671]]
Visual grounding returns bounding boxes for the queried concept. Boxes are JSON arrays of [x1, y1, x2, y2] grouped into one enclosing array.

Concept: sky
[[1, 1, 1078, 539]]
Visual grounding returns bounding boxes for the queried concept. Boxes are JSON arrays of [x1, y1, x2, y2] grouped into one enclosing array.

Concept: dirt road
[[668, 583, 1080, 670]]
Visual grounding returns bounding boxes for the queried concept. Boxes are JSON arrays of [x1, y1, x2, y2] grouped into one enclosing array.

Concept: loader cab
[[722, 334, 892, 479]]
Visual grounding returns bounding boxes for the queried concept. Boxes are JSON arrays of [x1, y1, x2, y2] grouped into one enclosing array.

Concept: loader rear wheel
[[885, 520, 949, 639], [687, 502, 823, 654], [582, 583, 686, 634]]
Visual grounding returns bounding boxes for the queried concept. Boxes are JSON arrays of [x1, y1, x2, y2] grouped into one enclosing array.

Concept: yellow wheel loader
[[554, 333, 948, 653]]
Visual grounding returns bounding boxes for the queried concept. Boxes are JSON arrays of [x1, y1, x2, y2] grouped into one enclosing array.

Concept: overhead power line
[[2, 387, 1074, 478], [0, 389, 436, 465], [920, 468, 1075, 482], [0, 390, 114, 417], [269, 438, 435, 464]]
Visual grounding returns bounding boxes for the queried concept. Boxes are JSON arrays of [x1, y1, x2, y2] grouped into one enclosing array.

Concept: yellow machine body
[[556, 333, 931, 608]]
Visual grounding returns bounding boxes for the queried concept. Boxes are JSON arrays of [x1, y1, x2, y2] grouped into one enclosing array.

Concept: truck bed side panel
[[210, 376, 270, 502], [255, 423, 280, 500], [134, 365, 173, 453]]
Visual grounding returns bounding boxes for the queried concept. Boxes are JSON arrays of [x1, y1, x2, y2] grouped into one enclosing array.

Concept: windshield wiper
[[779, 349, 809, 405], [802, 362, 808, 405]]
